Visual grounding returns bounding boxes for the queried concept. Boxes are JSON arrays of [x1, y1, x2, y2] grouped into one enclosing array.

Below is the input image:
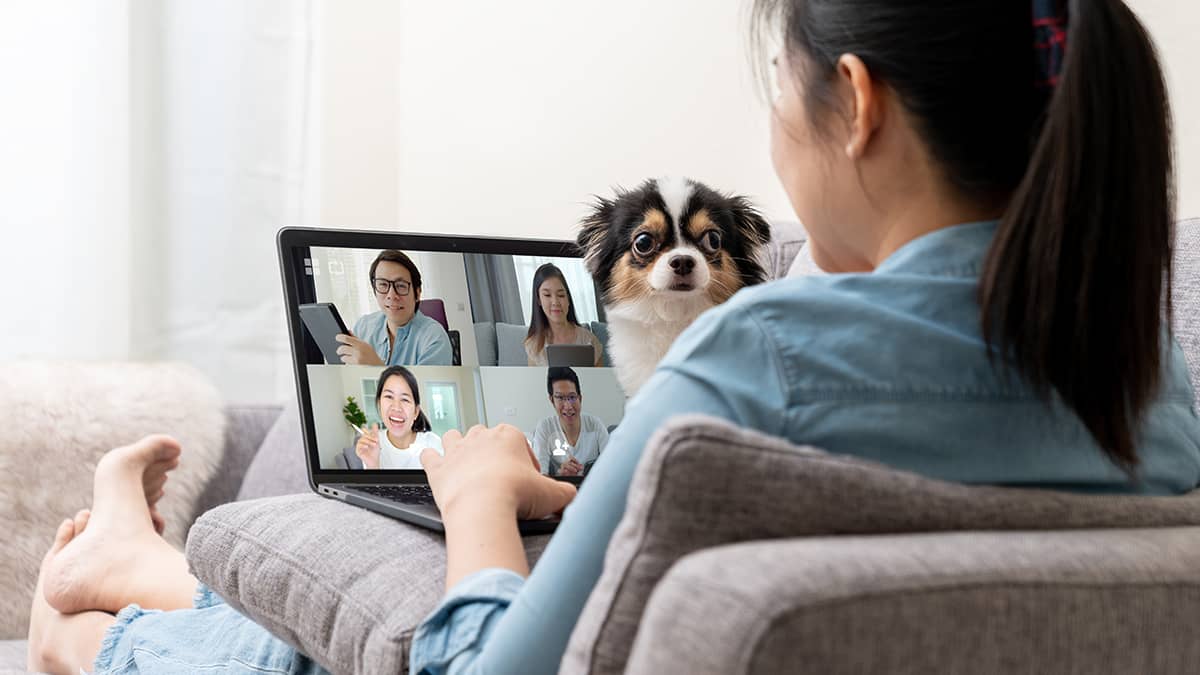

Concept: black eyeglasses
[[372, 278, 412, 296]]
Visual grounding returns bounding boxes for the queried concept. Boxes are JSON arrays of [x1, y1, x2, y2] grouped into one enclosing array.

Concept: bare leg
[[28, 517, 116, 675], [42, 434, 199, 615]]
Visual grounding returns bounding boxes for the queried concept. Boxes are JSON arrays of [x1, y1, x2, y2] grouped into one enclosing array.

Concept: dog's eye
[[633, 233, 656, 256], [700, 230, 723, 254]]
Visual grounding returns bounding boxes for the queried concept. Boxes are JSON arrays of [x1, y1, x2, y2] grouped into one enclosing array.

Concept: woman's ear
[[836, 54, 882, 160]]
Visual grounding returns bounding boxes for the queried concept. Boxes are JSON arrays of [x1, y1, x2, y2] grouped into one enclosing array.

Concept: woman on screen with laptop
[[524, 263, 603, 367]]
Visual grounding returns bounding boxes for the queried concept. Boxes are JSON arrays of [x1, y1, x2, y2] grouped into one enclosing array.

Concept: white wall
[[316, 0, 793, 240], [308, 364, 351, 469], [478, 367, 625, 436], [0, 4, 132, 358], [419, 254, 480, 366], [318, 1, 1199, 231], [1126, 0, 1200, 219]]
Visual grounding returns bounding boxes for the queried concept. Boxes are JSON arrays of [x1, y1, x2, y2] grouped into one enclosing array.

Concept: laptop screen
[[279, 229, 623, 481]]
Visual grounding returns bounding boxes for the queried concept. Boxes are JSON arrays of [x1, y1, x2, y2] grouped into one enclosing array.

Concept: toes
[[50, 519, 74, 556], [139, 434, 182, 462], [73, 510, 91, 535], [144, 474, 168, 498]]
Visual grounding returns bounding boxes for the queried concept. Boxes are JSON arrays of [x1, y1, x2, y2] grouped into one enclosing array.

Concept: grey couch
[[6, 220, 1200, 674]]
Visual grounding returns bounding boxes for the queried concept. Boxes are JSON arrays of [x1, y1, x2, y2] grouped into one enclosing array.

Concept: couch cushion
[[473, 322, 498, 367], [588, 321, 611, 366], [186, 494, 551, 675], [765, 219, 807, 280], [1171, 217, 1200, 398], [495, 321, 528, 366], [235, 400, 311, 501], [0, 639, 29, 674], [198, 403, 284, 513], [627, 527, 1200, 674], [560, 415, 1200, 675]]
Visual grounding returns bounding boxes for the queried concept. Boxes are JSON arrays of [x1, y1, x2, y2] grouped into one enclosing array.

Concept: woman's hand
[[355, 423, 381, 469], [335, 333, 384, 365], [421, 425, 577, 521]]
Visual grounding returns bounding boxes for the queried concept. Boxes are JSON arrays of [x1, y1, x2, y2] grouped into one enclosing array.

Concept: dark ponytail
[[754, 0, 1174, 470], [979, 0, 1174, 470]]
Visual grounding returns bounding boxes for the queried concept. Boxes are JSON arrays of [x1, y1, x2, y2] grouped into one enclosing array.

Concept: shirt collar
[[392, 313, 419, 340], [874, 220, 999, 278]]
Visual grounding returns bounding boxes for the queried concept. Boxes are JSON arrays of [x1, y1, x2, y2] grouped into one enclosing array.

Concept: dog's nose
[[669, 256, 695, 276]]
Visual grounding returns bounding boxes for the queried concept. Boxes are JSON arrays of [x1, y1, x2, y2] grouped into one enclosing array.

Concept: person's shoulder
[[721, 274, 875, 314], [660, 275, 891, 376], [707, 273, 934, 339], [354, 311, 384, 334], [413, 311, 449, 338], [584, 412, 607, 431]]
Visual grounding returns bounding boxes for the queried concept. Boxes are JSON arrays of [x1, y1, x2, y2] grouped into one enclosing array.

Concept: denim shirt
[[410, 220, 1200, 675], [352, 310, 453, 366]]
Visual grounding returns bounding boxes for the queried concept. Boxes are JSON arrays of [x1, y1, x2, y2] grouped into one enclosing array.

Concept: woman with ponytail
[[27, 2, 1200, 674]]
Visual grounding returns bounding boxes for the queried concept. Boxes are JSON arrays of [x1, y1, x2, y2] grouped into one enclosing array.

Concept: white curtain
[[151, 0, 318, 403], [0, 1, 319, 404]]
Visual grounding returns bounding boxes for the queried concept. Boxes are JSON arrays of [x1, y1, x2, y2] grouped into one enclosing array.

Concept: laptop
[[277, 227, 623, 534], [546, 344, 596, 367]]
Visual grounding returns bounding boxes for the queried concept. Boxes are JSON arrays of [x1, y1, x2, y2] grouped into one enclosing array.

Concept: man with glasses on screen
[[335, 249, 453, 366], [532, 367, 609, 477]]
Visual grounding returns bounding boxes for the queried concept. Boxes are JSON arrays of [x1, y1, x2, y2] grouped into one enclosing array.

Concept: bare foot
[[29, 515, 118, 675], [42, 435, 196, 615], [28, 517, 74, 672]]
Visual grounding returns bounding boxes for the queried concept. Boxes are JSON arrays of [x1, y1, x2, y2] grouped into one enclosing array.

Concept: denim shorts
[[91, 584, 328, 674]]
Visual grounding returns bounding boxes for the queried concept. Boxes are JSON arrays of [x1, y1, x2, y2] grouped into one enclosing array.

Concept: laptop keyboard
[[355, 484, 436, 505]]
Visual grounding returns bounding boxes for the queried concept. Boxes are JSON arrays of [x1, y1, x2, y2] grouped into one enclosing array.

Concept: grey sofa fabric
[[560, 415, 1200, 675], [0, 640, 29, 675], [473, 322, 499, 366], [764, 219, 806, 280], [495, 321, 528, 366], [1171, 218, 1200, 390], [235, 401, 311, 501], [197, 404, 284, 514], [627, 527, 1200, 674], [187, 494, 552, 675]]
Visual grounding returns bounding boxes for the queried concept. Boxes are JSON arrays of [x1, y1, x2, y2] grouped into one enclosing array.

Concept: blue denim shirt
[[410, 221, 1200, 674], [353, 310, 453, 366]]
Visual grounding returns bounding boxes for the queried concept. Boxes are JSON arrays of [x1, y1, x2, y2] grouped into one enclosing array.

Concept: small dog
[[578, 177, 772, 396]]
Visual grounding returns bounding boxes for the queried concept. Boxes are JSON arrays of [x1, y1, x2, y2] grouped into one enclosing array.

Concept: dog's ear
[[577, 196, 615, 274], [727, 195, 772, 247]]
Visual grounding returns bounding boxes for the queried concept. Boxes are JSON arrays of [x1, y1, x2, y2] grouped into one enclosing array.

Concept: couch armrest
[[194, 404, 283, 515], [627, 528, 1200, 674], [185, 494, 551, 675], [561, 415, 1200, 675]]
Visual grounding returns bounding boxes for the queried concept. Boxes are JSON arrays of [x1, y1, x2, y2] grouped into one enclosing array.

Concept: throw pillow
[[0, 361, 225, 639]]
